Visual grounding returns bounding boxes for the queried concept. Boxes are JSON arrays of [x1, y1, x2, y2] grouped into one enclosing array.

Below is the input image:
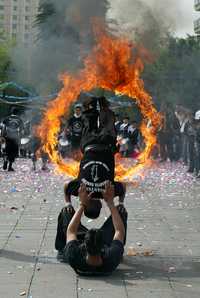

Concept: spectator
[[114, 114, 122, 135], [68, 104, 83, 151]]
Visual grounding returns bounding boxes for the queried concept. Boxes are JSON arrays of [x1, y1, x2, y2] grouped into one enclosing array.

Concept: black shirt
[[68, 115, 83, 137], [64, 240, 124, 275]]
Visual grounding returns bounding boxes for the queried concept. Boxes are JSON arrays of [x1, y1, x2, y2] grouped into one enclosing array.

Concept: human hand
[[78, 184, 90, 207], [103, 181, 115, 207]]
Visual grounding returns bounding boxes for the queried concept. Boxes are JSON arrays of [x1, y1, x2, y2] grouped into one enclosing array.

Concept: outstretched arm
[[67, 184, 90, 243], [67, 205, 84, 243], [103, 182, 125, 243]]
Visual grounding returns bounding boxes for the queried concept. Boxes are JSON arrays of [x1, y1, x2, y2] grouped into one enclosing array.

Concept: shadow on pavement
[[0, 249, 61, 265], [1, 250, 200, 280]]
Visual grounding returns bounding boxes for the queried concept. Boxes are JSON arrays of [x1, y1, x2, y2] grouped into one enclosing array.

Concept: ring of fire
[[37, 28, 162, 181]]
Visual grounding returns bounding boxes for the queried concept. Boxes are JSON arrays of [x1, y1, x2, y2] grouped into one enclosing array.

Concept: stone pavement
[[1, 159, 200, 298]]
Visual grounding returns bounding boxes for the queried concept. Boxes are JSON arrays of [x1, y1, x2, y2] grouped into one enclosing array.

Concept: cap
[[74, 104, 82, 109]]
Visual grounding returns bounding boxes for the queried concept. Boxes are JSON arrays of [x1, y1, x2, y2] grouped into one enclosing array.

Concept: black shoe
[[41, 165, 48, 171], [8, 167, 15, 172], [3, 160, 8, 170]]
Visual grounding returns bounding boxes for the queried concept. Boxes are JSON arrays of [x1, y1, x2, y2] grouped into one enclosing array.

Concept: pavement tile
[[1, 160, 200, 297]]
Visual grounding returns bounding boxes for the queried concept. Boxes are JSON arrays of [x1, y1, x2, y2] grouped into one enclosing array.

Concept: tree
[[143, 35, 200, 110], [0, 36, 12, 81]]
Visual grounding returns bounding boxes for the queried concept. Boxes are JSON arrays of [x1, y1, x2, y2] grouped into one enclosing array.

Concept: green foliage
[[0, 37, 13, 81], [143, 35, 200, 110]]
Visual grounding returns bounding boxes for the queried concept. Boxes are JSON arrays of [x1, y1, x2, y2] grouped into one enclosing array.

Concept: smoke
[[107, 0, 186, 52], [11, 0, 109, 94], [10, 0, 194, 96]]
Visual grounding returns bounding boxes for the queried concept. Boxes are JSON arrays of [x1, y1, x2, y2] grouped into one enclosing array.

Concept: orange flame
[[37, 27, 162, 181]]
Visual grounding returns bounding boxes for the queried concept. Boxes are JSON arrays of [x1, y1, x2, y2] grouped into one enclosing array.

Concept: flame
[[37, 26, 162, 181]]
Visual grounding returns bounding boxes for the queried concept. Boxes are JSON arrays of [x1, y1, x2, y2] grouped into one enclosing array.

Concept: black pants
[[65, 179, 125, 198], [173, 134, 182, 161], [55, 206, 127, 251], [71, 136, 81, 150], [195, 142, 200, 175], [159, 132, 174, 161], [5, 137, 18, 163], [182, 134, 189, 165], [188, 137, 195, 172]]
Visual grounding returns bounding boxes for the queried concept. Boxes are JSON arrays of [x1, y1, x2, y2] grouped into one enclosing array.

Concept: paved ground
[[1, 159, 200, 298]]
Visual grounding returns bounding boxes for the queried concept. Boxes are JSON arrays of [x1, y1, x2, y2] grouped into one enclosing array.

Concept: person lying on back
[[55, 182, 127, 275]]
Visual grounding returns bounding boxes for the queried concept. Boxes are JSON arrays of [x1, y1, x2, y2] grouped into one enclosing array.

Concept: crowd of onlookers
[[1, 103, 200, 177], [58, 105, 141, 159], [38, 102, 200, 180], [0, 108, 48, 171], [158, 103, 200, 178]]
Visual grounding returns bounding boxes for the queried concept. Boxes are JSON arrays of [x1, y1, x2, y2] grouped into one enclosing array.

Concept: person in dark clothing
[[63, 142, 126, 219], [81, 96, 117, 153], [194, 111, 200, 178], [118, 116, 130, 157], [76, 95, 118, 196], [195, 129, 200, 178], [98, 96, 117, 150], [119, 116, 130, 139], [185, 119, 196, 174], [115, 114, 122, 136], [63, 96, 125, 218], [68, 105, 83, 151], [128, 121, 140, 154], [172, 114, 182, 162], [2, 108, 24, 171], [0, 136, 6, 158], [80, 97, 99, 152], [62, 97, 126, 219], [55, 182, 127, 275], [159, 104, 180, 162]]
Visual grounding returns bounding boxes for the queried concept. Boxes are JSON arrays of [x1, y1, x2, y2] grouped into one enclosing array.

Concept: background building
[[0, 0, 39, 45], [194, 0, 200, 34]]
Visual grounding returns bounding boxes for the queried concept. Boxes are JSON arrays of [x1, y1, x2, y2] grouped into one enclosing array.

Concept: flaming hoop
[[37, 28, 162, 181]]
